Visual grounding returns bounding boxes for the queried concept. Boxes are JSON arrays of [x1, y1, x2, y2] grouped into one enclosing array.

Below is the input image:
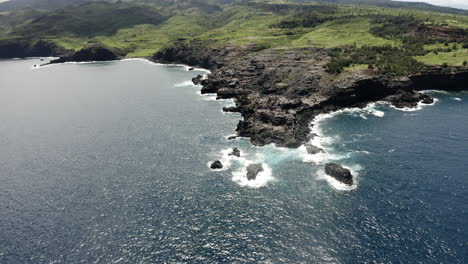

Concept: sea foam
[[231, 161, 275, 188]]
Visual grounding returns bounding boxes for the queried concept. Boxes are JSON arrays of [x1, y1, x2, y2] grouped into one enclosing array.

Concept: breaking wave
[[174, 80, 194, 87]]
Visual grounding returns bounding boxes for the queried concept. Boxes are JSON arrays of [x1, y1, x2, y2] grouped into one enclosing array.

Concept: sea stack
[[210, 160, 223, 169], [325, 163, 353, 185], [246, 163, 263, 180], [229, 147, 241, 157], [305, 144, 325, 154]]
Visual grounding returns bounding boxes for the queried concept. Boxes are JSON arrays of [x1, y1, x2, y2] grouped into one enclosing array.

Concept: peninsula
[[1, 0, 468, 148]]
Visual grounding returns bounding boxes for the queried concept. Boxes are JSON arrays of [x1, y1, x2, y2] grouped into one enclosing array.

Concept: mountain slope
[[0, 0, 95, 12]]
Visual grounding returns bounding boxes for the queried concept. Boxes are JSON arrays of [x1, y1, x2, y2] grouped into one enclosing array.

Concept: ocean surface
[[0, 58, 466, 263]]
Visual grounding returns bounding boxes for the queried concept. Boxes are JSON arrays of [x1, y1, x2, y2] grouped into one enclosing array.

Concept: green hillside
[[1, 0, 467, 68]]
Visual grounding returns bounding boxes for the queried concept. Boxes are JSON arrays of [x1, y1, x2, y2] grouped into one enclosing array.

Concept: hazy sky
[[396, 0, 468, 10], [0, 0, 466, 10]]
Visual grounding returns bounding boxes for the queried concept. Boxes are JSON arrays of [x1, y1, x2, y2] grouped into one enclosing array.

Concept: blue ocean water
[[0, 59, 466, 263]]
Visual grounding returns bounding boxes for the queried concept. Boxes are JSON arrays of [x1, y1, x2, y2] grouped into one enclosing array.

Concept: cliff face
[[49, 46, 120, 64], [153, 40, 468, 148], [0, 40, 71, 58]]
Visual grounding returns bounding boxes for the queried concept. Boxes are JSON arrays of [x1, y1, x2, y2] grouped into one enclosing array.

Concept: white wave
[[388, 103, 422, 112], [174, 80, 195, 87], [315, 164, 360, 191], [208, 148, 247, 171], [452, 97, 462, 101], [420, 89, 449, 95], [231, 162, 275, 188], [115, 58, 212, 73], [196, 91, 217, 101], [208, 148, 275, 188], [64, 60, 115, 64], [351, 150, 371, 155], [300, 104, 380, 165], [387, 98, 439, 112]]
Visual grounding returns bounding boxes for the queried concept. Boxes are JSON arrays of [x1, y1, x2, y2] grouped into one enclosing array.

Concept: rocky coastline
[[0, 39, 125, 64], [0, 39, 72, 59], [2, 38, 467, 150], [152, 40, 468, 148]]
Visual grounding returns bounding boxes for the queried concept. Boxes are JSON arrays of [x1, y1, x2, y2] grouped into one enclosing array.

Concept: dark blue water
[[0, 59, 466, 263]]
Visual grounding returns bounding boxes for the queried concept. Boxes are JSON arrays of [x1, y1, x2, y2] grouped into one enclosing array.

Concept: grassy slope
[[1, 0, 468, 65], [292, 17, 398, 47], [417, 43, 468, 66]]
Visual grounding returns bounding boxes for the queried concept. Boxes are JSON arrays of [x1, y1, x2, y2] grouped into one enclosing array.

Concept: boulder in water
[[246, 163, 263, 180], [210, 160, 223, 169], [223, 106, 240, 113], [325, 163, 353, 185], [421, 96, 434, 104], [229, 147, 241, 157], [305, 144, 325, 154]]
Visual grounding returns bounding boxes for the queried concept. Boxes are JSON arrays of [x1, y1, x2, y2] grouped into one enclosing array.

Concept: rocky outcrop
[[305, 144, 325, 154], [246, 163, 263, 180], [210, 160, 223, 169], [229, 147, 240, 157], [325, 163, 353, 185], [49, 45, 122, 64], [152, 40, 468, 148], [385, 90, 434, 108], [223, 106, 240, 113], [0, 39, 71, 58]]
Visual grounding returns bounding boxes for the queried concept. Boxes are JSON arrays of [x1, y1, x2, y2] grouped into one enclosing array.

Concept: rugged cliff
[[153, 40, 468, 147], [0, 39, 71, 58]]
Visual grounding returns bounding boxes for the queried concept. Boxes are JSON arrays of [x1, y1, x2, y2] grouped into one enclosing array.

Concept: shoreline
[[151, 41, 468, 148], [18, 43, 468, 149], [9, 56, 465, 190]]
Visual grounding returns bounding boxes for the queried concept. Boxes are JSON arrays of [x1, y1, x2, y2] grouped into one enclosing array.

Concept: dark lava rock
[[152, 39, 468, 149], [246, 163, 263, 180], [421, 96, 434, 104], [325, 163, 353, 185], [216, 88, 250, 99], [228, 135, 237, 140], [229, 147, 240, 157], [386, 90, 434, 109], [50, 45, 120, 64], [200, 84, 219, 94], [210, 160, 223, 169], [223, 106, 240, 113], [305, 144, 325, 154], [188, 67, 194, 71], [0, 39, 70, 59], [192, 75, 203, 85]]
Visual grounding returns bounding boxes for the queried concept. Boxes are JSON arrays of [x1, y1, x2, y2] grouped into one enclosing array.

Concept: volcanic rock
[[325, 163, 353, 185], [223, 106, 240, 113], [305, 144, 325, 154], [210, 160, 223, 169], [246, 163, 263, 180], [229, 147, 241, 157]]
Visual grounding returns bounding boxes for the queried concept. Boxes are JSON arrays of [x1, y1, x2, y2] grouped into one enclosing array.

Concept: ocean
[[0, 58, 466, 263]]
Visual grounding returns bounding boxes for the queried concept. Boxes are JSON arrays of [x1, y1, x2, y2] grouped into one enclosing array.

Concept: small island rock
[[229, 147, 241, 157], [246, 163, 263, 180], [210, 160, 223, 169], [305, 144, 325, 154], [325, 163, 353, 185]]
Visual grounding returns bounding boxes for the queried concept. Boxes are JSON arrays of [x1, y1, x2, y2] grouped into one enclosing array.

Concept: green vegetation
[[293, 17, 399, 48], [0, 0, 467, 73], [417, 49, 468, 66]]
